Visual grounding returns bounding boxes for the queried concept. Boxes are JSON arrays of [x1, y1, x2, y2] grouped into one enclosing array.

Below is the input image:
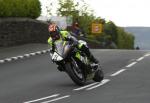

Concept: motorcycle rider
[[47, 23, 99, 67]]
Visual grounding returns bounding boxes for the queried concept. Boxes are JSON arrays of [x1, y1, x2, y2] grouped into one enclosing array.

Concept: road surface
[[0, 49, 150, 103]]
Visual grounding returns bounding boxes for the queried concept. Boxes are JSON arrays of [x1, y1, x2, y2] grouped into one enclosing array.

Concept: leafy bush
[[103, 21, 118, 44], [103, 21, 134, 49], [117, 27, 134, 49], [0, 0, 41, 19]]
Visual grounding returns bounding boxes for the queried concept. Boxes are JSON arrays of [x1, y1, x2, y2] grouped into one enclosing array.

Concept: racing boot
[[81, 45, 99, 64], [80, 45, 99, 70], [89, 54, 99, 64]]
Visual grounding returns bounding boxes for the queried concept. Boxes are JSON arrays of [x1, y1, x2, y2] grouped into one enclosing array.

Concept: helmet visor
[[50, 31, 60, 40]]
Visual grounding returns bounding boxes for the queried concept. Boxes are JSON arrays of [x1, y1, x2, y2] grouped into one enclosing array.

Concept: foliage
[[46, 3, 53, 17], [0, 0, 41, 19], [78, 14, 95, 35], [56, 0, 135, 49], [57, 0, 95, 35], [117, 27, 135, 49], [57, 0, 79, 17], [103, 21, 118, 44]]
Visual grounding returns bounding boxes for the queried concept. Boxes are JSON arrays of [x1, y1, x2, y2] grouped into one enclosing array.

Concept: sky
[[39, 0, 150, 27]]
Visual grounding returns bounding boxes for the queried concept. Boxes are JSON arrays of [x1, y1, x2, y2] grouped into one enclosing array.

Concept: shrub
[[0, 0, 41, 19], [117, 27, 134, 49]]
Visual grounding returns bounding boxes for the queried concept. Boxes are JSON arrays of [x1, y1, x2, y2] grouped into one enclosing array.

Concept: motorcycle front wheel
[[65, 58, 86, 86]]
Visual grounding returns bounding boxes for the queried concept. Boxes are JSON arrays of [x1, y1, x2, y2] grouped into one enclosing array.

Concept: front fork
[[74, 51, 95, 80], [55, 61, 65, 72]]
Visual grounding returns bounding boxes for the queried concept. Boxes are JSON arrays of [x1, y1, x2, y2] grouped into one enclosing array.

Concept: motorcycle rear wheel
[[93, 69, 104, 82]]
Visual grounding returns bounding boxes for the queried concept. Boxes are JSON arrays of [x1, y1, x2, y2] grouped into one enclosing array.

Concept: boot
[[89, 55, 99, 64], [57, 65, 65, 71], [80, 45, 99, 64]]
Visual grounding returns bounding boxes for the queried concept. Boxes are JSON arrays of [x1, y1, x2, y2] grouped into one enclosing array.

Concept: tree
[[103, 21, 118, 44], [117, 27, 134, 49], [46, 2, 53, 17], [57, 0, 95, 36], [78, 14, 95, 35], [57, 0, 79, 17]]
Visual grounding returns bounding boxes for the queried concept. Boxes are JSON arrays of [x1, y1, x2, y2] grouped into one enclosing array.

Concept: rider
[[47, 23, 99, 64]]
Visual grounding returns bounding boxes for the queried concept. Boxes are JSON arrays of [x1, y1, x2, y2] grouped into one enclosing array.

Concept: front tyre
[[65, 59, 86, 86]]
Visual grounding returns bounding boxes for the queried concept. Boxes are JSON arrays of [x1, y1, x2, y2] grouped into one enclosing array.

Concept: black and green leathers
[[48, 31, 84, 49], [48, 31, 98, 64]]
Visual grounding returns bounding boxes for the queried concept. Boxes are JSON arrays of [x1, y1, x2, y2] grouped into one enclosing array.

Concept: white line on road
[[110, 69, 126, 77], [30, 53, 36, 56], [144, 53, 150, 57], [24, 94, 59, 103], [5, 58, 12, 62], [86, 79, 110, 90], [47, 49, 51, 52], [137, 57, 144, 61], [24, 54, 30, 57], [42, 50, 47, 53], [0, 49, 50, 64], [17, 56, 24, 59], [0, 60, 4, 63], [41, 95, 70, 103], [11, 57, 18, 60], [73, 82, 99, 91], [126, 62, 137, 68], [36, 51, 42, 54]]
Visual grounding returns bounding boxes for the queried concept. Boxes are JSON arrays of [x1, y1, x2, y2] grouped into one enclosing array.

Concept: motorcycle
[[49, 40, 104, 86]]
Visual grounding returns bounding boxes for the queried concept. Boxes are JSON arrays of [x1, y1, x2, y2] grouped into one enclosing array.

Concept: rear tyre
[[93, 69, 104, 82], [65, 59, 86, 86]]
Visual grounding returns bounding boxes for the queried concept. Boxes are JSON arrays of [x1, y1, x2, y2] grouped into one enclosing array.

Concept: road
[[0, 49, 150, 103]]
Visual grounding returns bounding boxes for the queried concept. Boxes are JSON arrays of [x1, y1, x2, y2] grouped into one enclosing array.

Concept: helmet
[[48, 24, 60, 40]]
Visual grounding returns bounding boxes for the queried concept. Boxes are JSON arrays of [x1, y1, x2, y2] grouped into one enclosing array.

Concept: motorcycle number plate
[[51, 52, 63, 61]]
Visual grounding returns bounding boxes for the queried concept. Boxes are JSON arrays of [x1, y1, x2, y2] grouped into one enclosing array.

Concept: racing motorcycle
[[50, 40, 104, 86]]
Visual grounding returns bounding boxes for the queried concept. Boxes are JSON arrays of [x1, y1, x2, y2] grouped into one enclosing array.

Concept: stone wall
[[0, 18, 49, 47]]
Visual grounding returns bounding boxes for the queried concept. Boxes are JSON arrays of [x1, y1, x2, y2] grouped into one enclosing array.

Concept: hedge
[[0, 0, 41, 19]]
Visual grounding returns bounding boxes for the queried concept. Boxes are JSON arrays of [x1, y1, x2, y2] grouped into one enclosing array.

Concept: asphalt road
[[0, 49, 150, 103]]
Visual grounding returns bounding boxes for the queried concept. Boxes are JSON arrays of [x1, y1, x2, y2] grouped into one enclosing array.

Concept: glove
[[66, 36, 78, 46]]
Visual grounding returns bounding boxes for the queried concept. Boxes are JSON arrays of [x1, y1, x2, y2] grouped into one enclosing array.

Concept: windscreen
[[54, 40, 64, 56], [54, 40, 71, 58]]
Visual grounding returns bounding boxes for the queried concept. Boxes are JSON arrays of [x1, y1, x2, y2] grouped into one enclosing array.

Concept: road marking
[[17, 56, 24, 59], [24, 54, 30, 57], [30, 53, 36, 56], [0, 60, 4, 63], [42, 50, 47, 53], [36, 51, 42, 54], [73, 82, 99, 91], [144, 53, 150, 57], [86, 79, 110, 90], [47, 49, 51, 52], [0, 49, 50, 64], [41, 95, 70, 103], [126, 62, 137, 68], [5, 58, 12, 62], [110, 69, 126, 77], [24, 94, 59, 103], [137, 57, 144, 61], [11, 57, 18, 60]]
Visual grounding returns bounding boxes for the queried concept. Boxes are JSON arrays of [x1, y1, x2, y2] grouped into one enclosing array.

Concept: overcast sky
[[39, 0, 150, 27]]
